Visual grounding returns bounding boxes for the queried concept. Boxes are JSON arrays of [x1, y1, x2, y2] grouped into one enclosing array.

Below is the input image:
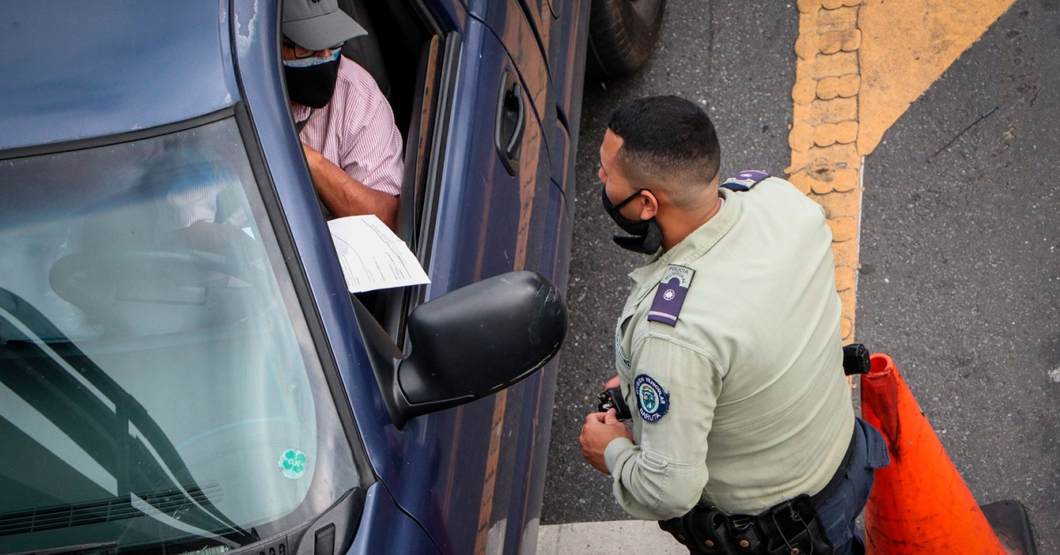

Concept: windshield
[[0, 117, 360, 555]]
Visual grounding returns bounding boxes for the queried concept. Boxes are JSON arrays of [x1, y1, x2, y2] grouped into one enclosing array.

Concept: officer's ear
[[637, 189, 660, 221]]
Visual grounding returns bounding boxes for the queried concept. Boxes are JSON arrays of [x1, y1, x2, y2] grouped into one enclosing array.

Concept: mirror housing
[[354, 271, 568, 429]]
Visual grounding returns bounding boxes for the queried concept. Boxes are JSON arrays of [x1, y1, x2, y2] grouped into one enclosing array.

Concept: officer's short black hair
[[607, 95, 721, 207]]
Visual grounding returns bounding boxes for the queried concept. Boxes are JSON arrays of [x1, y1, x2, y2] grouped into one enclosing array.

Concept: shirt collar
[[292, 104, 312, 123], [628, 189, 743, 287]]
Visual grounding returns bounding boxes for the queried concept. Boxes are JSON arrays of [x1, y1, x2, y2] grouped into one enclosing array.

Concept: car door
[[231, 0, 570, 550], [360, 9, 567, 555]]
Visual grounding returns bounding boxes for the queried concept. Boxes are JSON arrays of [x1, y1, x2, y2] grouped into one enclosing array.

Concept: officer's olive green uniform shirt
[[602, 177, 855, 520]]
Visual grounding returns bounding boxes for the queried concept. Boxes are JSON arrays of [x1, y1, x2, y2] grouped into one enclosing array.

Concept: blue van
[[0, 0, 664, 553]]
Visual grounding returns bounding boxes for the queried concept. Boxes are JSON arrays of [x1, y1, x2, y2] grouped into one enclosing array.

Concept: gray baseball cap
[[282, 0, 367, 52]]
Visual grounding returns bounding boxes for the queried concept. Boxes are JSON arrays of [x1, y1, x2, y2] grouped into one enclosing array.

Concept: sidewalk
[[537, 520, 687, 555]]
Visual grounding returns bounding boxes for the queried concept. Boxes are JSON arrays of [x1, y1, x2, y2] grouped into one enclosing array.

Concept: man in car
[[578, 95, 889, 554], [282, 0, 403, 229]]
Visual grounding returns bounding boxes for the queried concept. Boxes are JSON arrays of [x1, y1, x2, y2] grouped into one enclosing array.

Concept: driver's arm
[[302, 143, 399, 230]]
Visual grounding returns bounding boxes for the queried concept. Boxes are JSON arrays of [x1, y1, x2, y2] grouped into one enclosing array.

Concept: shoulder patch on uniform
[[634, 374, 669, 422], [721, 170, 771, 192], [647, 265, 695, 327]]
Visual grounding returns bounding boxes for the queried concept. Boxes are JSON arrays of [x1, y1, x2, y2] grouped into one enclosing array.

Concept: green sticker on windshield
[[278, 449, 307, 479]]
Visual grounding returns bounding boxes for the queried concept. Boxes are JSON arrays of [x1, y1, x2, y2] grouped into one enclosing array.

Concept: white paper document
[[327, 215, 430, 293]]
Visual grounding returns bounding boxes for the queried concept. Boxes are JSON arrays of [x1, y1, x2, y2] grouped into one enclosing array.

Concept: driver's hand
[[170, 221, 257, 260]]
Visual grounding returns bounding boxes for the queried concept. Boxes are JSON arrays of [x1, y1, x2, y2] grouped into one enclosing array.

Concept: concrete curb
[[538, 520, 688, 555]]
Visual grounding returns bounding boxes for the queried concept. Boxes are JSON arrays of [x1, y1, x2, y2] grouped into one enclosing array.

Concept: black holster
[[658, 495, 834, 555]]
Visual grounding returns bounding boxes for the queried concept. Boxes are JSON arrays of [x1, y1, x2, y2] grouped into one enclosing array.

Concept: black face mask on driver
[[284, 55, 341, 110], [600, 186, 664, 255]]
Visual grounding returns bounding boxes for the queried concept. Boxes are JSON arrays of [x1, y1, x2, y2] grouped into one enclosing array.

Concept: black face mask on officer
[[601, 186, 664, 255], [284, 50, 341, 109]]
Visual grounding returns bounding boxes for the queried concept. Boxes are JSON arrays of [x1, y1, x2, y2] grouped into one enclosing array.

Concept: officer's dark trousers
[[814, 418, 890, 555]]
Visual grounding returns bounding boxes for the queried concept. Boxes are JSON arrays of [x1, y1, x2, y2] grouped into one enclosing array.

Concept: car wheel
[[587, 0, 666, 79]]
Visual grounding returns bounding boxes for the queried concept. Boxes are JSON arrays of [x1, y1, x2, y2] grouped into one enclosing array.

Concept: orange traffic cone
[[860, 353, 1032, 554]]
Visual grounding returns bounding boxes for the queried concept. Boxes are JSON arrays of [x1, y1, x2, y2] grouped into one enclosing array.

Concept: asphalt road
[[856, 0, 1060, 549], [540, 0, 1060, 551]]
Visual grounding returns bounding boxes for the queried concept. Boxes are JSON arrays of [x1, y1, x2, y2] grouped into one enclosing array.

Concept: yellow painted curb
[[786, 1, 864, 343]]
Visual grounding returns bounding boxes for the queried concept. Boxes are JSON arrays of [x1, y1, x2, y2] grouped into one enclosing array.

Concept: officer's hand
[[603, 375, 620, 390], [579, 409, 632, 475]]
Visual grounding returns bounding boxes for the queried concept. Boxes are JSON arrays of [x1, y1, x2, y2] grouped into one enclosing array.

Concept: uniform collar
[[628, 188, 743, 287]]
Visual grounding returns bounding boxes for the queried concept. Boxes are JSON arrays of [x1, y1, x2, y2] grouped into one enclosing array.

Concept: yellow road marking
[[787, 0, 1016, 342], [858, 0, 1017, 155]]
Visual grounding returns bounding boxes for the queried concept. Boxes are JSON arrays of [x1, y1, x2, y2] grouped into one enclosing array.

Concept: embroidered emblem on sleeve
[[634, 374, 669, 422], [647, 265, 695, 327]]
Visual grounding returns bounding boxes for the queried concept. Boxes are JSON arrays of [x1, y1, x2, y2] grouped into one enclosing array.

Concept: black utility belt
[[658, 423, 858, 555], [659, 494, 833, 555]]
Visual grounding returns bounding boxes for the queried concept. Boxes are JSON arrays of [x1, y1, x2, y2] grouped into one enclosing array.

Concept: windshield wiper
[[8, 541, 117, 555], [0, 287, 255, 547]]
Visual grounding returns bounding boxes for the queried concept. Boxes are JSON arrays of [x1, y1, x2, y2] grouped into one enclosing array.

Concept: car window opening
[[284, 0, 444, 338]]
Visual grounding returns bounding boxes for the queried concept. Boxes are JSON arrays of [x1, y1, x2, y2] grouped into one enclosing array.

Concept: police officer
[[578, 95, 889, 555]]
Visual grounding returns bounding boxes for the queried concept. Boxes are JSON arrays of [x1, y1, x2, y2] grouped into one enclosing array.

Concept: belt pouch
[[725, 515, 765, 554], [659, 509, 736, 555], [757, 495, 834, 555]]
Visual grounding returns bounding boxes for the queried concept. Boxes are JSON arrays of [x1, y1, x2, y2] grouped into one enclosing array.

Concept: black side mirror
[[353, 271, 568, 429]]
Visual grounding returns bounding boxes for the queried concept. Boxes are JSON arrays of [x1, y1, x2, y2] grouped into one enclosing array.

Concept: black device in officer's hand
[[597, 386, 632, 421]]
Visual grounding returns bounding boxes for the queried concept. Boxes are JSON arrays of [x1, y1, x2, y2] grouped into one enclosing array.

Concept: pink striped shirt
[[293, 57, 404, 196]]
